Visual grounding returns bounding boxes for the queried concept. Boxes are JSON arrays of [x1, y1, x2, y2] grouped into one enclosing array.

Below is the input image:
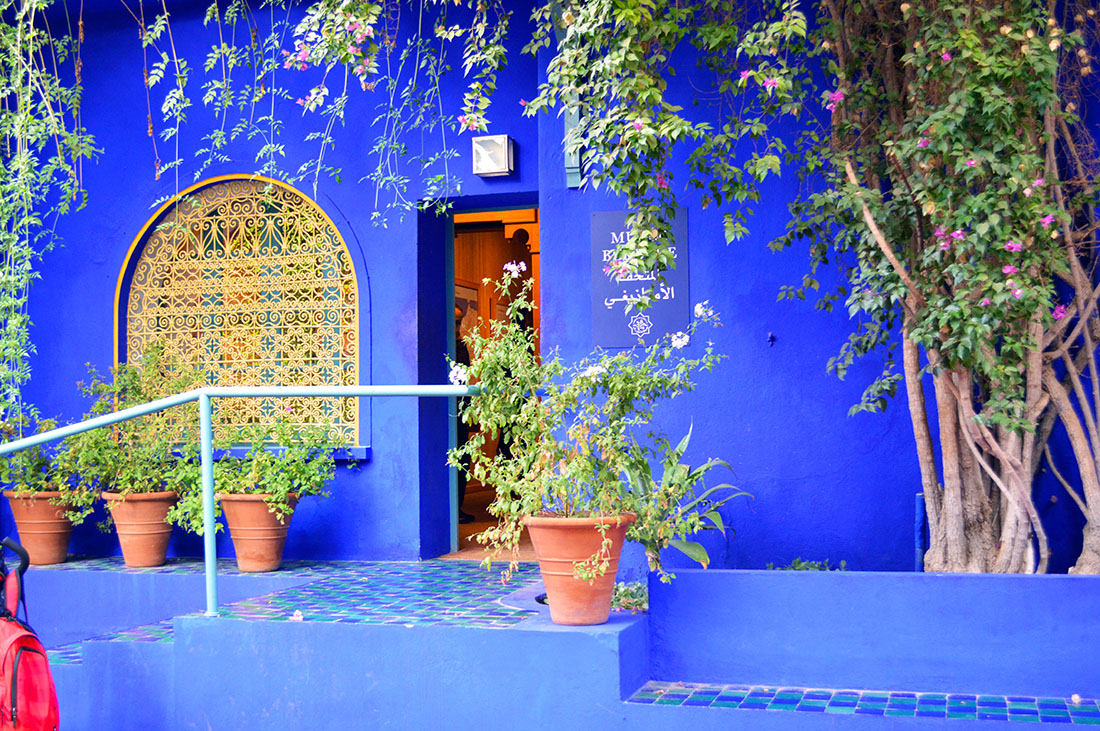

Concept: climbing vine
[[0, 0, 96, 425]]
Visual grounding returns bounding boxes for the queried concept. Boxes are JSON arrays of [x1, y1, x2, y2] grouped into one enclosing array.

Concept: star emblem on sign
[[628, 313, 653, 338]]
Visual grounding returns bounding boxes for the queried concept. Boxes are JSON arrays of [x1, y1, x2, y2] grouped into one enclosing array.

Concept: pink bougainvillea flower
[[739, 70, 752, 81], [519, 99, 527, 107], [1033, 177, 1045, 187], [980, 298, 992, 306], [917, 137, 931, 148], [934, 226, 947, 239], [941, 51, 953, 61], [940, 241, 951, 251], [1004, 241, 1023, 252], [1024, 187, 1034, 197], [828, 90, 845, 104], [966, 159, 978, 167], [764, 77, 779, 89], [656, 172, 669, 189], [1002, 265, 1018, 274], [1012, 289, 1023, 299], [632, 120, 644, 131], [826, 103, 836, 112], [951, 229, 965, 240], [1052, 304, 1068, 320], [457, 115, 467, 127], [295, 98, 305, 106], [1041, 214, 1056, 228]]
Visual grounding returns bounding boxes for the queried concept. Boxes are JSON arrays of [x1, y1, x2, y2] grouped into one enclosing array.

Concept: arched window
[[122, 176, 359, 443]]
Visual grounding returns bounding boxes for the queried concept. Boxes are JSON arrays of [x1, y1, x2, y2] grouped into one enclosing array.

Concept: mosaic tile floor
[[629, 682, 1100, 724], [46, 560, 542, 666]]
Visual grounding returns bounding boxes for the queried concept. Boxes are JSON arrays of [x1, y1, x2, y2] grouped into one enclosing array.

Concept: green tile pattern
[[628, 682, 1100, 724], [44, 559, 542, 667]]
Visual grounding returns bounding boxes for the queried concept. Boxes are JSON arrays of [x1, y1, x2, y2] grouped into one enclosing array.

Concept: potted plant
[[449, 266, 737, 625], [0, 408, 97, 565], [66, 342, 203, 567], [206, 419, 340, 572]]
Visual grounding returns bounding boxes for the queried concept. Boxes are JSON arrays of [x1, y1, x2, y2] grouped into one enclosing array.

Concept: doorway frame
[[446, 207, 540, 553]]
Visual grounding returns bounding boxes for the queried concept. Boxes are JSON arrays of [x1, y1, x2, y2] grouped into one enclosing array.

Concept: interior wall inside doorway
[[453, 210, 539, 500]]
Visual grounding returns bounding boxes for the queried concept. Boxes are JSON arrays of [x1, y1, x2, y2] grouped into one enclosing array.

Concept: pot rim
[[216, 492, 299, 502], [522, 512, 636, 528], [102, 490, 179, 501], [4, 489, 68, 500]]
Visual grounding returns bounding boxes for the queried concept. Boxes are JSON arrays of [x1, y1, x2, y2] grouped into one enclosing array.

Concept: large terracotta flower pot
[[103, 491, 178, 568], [4, 491, 73, 565], [522, 513, 635, 626], [218, 493, 298, 572]]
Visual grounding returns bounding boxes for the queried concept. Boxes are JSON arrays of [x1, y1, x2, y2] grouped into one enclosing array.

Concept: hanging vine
[[0, 0, 96, 425]]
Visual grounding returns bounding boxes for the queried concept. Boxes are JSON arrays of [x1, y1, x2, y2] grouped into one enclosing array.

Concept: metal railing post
[[199, 392, 218, 615]]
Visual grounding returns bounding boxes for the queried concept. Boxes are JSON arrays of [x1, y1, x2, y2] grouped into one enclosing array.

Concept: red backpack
[[0, 538, 58, 731]]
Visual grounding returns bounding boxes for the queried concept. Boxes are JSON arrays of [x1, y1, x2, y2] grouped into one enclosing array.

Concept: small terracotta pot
[[4, 491, 73, 565], [103, 491, 178, 568], [218, 493, 298, 572], [522, 513, 635, 626]]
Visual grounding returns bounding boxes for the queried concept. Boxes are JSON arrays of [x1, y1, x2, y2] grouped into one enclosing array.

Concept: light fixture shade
[[471, 135, 514, 177]]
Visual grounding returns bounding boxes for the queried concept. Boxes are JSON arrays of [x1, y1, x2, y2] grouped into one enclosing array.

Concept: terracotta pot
[[4, 491, 73, 565], [218, 493, 298, 572], [522, 513, 636, 626], [103, 491, 178, 568]]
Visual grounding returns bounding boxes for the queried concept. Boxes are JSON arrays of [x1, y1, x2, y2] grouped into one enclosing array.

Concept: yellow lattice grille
[[126, 178, 359, 443]]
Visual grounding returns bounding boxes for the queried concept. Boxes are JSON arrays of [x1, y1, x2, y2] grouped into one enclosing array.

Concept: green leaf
[[669, 539, 710, 568]]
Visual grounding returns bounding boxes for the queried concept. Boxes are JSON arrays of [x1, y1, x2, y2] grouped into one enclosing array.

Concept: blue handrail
[[0, 384, 479, 616]]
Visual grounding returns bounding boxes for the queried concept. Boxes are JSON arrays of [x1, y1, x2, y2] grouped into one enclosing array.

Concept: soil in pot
[[218, 493, 298, 572], [4, 491, 73, 565], [103, 491, 178, 568], [523, 513, 635, 626]]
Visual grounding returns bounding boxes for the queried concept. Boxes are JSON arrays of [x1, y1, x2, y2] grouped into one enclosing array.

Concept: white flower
[[448, 363, 468, 386], [580, 364, 607, 379], [694, 300, 714, 319], [503, 260, 528, 277], [671, 332, 690, 349]]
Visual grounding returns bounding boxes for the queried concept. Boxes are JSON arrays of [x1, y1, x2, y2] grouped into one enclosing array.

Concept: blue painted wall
[[649, 569, 1100, 697], [6, 0, 1092, 571]]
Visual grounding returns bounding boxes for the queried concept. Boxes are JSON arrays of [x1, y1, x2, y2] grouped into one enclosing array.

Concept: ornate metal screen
[[126, 178, 359, 443]]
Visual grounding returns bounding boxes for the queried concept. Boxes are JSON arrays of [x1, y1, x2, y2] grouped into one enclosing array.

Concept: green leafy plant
[[0, 407, 96, 525], [766, 557, 848, 571], [449, 265, 738, 582], [610, 581, 648, 613], [0, 0, 97, 420], [0, 408, 56, 493], [59, 341, 203, 529], [189, 418, 341, 528]]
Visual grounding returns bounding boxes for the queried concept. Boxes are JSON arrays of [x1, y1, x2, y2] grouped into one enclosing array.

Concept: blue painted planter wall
[[1, 0, 1093, 571], [649, 569, 1100, 697]]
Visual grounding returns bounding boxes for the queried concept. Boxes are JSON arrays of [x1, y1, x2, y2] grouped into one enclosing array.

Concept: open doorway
[[445, 208, 539, 561]]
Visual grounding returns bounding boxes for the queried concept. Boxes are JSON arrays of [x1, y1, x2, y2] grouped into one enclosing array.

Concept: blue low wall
[[649, 569, 1100, 697], [26, 566, 314, 648]]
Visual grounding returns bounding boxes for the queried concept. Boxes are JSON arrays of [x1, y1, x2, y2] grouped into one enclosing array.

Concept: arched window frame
[[114, 175, 364, 447]]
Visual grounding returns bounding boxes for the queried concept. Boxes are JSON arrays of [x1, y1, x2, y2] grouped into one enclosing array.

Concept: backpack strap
[[0, 539, 29, 621]]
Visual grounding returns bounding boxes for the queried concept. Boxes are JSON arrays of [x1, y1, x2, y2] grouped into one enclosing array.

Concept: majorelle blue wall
[[6, 0, 1091, 571]]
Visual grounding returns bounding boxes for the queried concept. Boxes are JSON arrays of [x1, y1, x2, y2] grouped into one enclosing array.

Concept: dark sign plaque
[[591, 210, 689, 348]]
